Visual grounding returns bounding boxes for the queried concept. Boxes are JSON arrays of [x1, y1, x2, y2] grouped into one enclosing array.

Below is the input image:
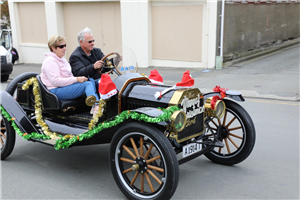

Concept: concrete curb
[[223, 38, 300, 67]]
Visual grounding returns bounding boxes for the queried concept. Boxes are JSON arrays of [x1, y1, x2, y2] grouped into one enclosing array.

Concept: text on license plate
[[182, 143, 202, 158]]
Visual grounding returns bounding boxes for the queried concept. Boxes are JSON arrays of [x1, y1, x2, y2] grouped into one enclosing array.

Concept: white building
[[8, 0, 219, 69]]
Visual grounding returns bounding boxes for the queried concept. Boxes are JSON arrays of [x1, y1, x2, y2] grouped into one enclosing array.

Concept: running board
[[29, 138, 57, 146]]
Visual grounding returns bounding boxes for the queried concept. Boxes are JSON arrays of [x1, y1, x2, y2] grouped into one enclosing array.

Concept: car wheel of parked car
[[1, 75, 9, 82], [110, 122, 179, 200], [204, 99, 256, 165], [0, 117, 16, 160]]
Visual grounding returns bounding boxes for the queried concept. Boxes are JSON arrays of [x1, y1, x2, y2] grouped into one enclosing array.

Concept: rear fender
[[203, 90, 245, 102], [1, 90, 40, 134]]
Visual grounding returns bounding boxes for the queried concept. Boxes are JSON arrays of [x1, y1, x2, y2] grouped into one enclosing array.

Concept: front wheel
[[204, 99, 256, 165], [110, 122, 179, 200], [1, 75, 9, 82]]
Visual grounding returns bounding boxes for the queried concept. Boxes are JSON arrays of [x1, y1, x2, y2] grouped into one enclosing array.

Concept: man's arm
[[69, 55, 97, 77]]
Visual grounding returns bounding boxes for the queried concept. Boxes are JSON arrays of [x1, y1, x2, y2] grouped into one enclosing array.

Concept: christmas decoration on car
[[149, 69, 164, 85], [211, 86, 228, 109], [154, 70, 194, 99], [1, 77, 180, 150]]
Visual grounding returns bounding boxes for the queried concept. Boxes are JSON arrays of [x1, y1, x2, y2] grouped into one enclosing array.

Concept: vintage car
[[0, 46, 255, 200]]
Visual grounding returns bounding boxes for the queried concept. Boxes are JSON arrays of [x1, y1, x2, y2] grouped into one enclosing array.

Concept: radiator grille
[[127, 101, 155, 110], [177, 94, 205, 142], [1, 56, 5, 64]]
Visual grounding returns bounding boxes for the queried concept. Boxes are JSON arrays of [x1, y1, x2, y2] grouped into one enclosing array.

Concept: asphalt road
[[1, 98, 299, 199], [1, 45, 299, 199]]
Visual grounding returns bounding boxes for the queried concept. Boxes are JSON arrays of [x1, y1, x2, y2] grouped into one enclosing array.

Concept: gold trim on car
[[169, 130, 205, 143], [204, 97, 226, 119], [118, 77, 151, 113], [169, 88, 203, 106], [169, 110, 187, 132], [168, 88, 205, 143]]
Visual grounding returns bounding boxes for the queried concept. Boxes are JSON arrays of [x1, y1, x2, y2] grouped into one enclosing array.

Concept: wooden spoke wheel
[[2, 72, 38, 160], [205, 99, 256, 165], [1, 117, 15, 160], [110, 122, 179, 200]]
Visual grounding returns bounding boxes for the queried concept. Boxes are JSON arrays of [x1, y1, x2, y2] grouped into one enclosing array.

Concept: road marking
[[249, 100, 299, 106]]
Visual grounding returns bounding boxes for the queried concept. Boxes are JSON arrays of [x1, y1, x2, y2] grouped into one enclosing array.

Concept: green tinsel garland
[[55, 106, 180, 150], [0, 106, 51, 141], [1, 105, 179, 150]]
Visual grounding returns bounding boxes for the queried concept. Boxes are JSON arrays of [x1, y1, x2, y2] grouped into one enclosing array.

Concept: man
[[69, 27, 105, 79]]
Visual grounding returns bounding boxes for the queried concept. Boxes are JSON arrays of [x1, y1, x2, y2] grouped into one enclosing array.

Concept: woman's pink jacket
[[40, 52, 77, 90]]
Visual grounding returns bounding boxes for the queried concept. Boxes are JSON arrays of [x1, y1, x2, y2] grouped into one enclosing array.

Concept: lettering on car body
[[120, 66, 135, 72], [181, 94, 205, 119], [182, 143, 202, 157]]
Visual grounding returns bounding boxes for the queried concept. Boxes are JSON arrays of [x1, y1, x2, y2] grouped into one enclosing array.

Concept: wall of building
[[63, 2, 122, 59], [8, 0, 218, 69], [216, 1, 300, 62]]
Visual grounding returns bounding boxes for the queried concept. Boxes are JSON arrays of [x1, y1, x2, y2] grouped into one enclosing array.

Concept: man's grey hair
[[77, 27, 93, 45]]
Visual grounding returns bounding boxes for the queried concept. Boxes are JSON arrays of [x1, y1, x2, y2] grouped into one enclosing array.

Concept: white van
[[1, 29, 18, 82]]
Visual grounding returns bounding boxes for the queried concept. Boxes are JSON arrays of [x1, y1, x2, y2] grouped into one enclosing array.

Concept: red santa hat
[[149, 69, 163, 85], [175, 70, 194, 87], [98, 74, 118, 100], [154, 70, 194, 99]]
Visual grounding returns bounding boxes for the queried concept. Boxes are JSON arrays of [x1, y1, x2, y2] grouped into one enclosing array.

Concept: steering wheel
[[97, 52, 122, 76]]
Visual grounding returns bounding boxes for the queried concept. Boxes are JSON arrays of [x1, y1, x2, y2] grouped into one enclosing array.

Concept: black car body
[[0, 50, 256, 200]]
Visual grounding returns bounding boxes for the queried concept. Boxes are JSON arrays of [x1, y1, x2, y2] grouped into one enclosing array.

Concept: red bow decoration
[[213, 86, 228, 98], [211, 86, 228, 109]]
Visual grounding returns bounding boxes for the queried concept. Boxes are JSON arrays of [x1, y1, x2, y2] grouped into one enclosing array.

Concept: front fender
[[203, 90, 245, 102], [131, 107, 169, 125], [0, 90, 40, 134]]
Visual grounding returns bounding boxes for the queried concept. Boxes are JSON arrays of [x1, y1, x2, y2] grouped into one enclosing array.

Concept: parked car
[[0, 46, 255, 200], [0, 29, 18, 82]]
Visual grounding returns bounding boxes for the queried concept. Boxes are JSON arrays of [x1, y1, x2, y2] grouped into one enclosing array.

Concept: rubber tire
[[1, 75, 9, 82], [204, 99, 256, 165], [110, 122, 179, 200], [5, 72, 39, 95], [1, 117, 16, 160]]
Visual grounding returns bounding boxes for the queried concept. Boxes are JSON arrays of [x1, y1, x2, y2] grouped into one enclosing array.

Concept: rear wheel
[[1, 117, 15, 160], [204, 99, 256, 165], [110, 122, 179, 200], [5, 72, 39, 96]]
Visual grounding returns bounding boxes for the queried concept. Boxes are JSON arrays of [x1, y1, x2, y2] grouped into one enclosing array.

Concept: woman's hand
[[77, 76, 88, 83]]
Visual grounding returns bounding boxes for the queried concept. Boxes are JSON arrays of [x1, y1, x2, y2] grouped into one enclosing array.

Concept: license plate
[[182, 143, 202, 158]]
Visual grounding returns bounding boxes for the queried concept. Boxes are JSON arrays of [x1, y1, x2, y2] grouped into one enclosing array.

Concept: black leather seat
[[36, 75, 86, 111]]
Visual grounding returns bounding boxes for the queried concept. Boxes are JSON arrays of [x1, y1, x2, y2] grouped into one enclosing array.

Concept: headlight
[[204, 97, 226, 119], [170, 110, 187, 132], [6, 53, 11, 63]]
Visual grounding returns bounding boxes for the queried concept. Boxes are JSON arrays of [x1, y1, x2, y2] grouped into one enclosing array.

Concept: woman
[[40, 35, 99, 115]]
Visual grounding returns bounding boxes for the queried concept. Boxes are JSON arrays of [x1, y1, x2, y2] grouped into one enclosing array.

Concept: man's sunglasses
[[57, 44, 67, 49], [88, 40, 95, 43]]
